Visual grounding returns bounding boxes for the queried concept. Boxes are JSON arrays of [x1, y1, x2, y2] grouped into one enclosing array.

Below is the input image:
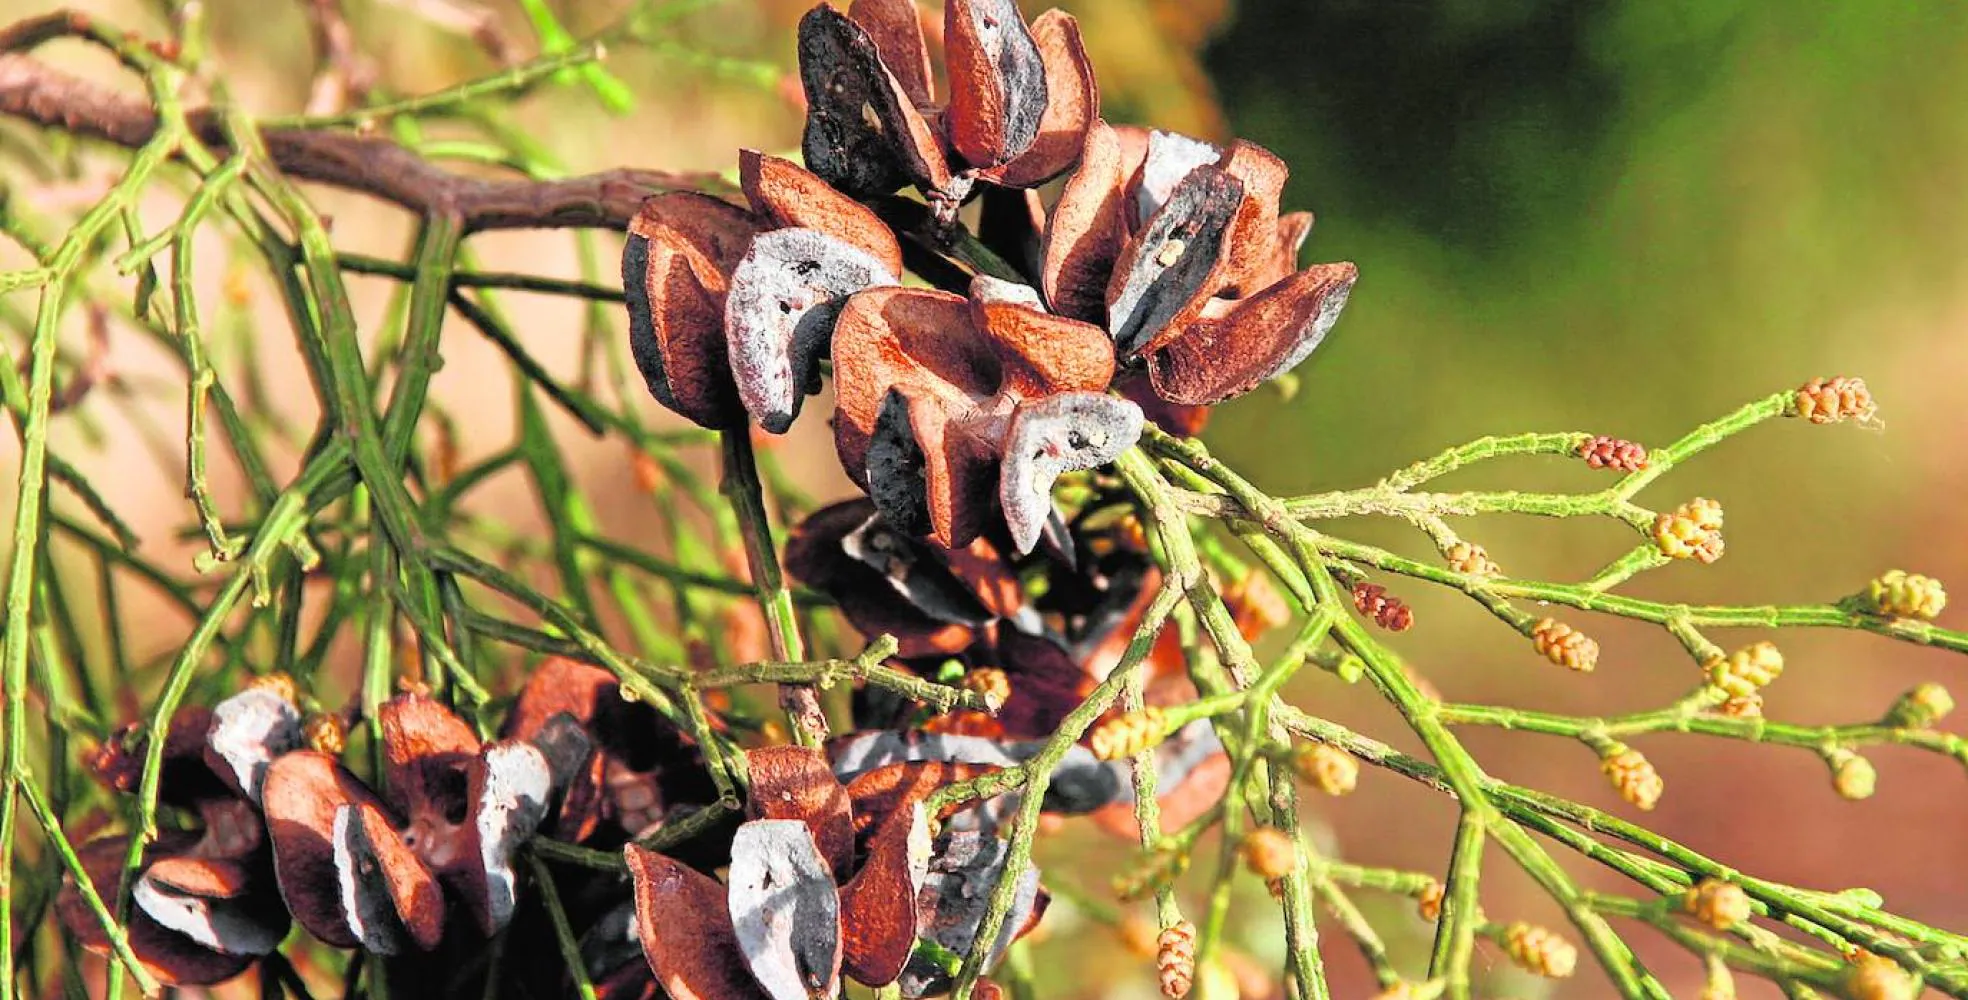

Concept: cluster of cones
[[625, 0, 1357, 555]]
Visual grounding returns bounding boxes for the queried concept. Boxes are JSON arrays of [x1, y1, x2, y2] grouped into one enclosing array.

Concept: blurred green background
[[7, 0, 1967, 996]]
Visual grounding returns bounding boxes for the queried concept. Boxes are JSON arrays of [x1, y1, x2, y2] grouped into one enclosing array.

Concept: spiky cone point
[[1683, 879, 1753, 930], [1091, 706, 1166, 761], [1888, 682, 1955, 728], [1792, 375, 1877, 425], [1293, 743, 1359, 796], [1239, 827, 1297, 882], [1416, 881, 1445, 922], [1531, 618, 1599, 672], [1706, 641, 1784, 699], [1578, 434, 1648, 471], [1444, 540, 1499, 577], [1844, 953, 1915, 1000], [1653, 498, 1726, 563], [1501, 922, 1578, 978], [1157, 920, 1197, 999], [1601, 743, 1664, 810], [1830, 750, 1878, 800], [1352, 581, 1415, 632], [1862, 569, 1948, 621]]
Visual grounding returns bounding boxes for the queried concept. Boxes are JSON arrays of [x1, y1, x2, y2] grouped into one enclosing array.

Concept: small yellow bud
[[1091, 707, 1166, 761], [1843, 953, 1914, 1000], [1601, 743, 1664, 810], [630, 448, 663, 494], [1239, 827, 1298, 882], [1715, 692, 1764, 719], [1416, 882, 1445, 922], [221, 265, 254, 308], [1864, 569, 1947, 621], [1888, 682, 1954, 728], [1829, 750, 1877, 800], [1444, 541, 1499, 577], [1653, 499, 1725, 563], [1501, 922, 1577, 978], [1705, 641, 1784, 699], [1114, 846, 1190, 902], [303, 712, 348, 756], [961, 667, 1011, 709], [1683, 879, 1753, 930], [1293, 743, 1359, 796], [245, 671, 300, 705], [1531, 618, 1599, 672]]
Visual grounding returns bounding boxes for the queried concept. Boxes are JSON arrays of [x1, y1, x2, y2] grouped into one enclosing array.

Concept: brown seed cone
[[1502, 922, 1578, 978], [1531, 618, 1599, 672], [1793, 375, 1877, 425], [1601, 744, 1664, 810], [1158, 921, 1198, 999], [1352, 582, 1414, 632], [1579, 434, 1649, 471]]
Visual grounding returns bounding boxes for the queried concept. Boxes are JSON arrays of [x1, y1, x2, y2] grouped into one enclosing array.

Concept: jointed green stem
[[949, 585, 1184, 1000], [720, 429, 823, 746]]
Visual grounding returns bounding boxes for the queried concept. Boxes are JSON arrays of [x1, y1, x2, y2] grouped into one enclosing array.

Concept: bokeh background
[[5, 0, 1968, 996]]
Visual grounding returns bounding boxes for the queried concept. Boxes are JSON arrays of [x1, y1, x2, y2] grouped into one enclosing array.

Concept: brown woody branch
[[0, 52, 716, 232]]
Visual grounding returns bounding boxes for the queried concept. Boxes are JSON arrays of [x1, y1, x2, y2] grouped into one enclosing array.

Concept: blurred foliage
[[1205, 0, 1968, 479]]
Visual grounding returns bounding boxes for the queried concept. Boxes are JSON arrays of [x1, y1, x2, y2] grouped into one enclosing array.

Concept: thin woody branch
[[0, 52, 715, 231]]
